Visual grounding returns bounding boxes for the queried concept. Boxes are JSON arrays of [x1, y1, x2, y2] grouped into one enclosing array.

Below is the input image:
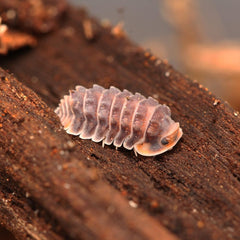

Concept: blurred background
[[72, 0, 240, 111], [1, 0, 240, 239]]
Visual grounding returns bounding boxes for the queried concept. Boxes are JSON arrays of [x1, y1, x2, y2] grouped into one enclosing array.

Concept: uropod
[[55, 84, 183, 156]]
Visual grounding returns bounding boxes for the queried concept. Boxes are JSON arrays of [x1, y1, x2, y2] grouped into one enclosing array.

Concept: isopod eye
[[161, 138, 169, 145]]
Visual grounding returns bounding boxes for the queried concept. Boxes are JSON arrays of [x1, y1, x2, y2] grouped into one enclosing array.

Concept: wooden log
[[0, 3, 240, 240], [0, 69, 177, 240]]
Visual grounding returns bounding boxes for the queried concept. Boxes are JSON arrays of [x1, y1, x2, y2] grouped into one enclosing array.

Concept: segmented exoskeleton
[[55, 85, 182, 156]]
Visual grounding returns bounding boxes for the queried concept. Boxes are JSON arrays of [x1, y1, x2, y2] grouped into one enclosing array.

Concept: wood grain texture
[[0, 69, 177, 240], [0, 3, 240, 240]]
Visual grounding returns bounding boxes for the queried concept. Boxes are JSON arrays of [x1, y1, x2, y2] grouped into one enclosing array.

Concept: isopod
[[55, 85, 183, 156]]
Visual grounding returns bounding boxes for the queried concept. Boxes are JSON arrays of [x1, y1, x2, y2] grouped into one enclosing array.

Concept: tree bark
[[0, 2, 240, 240]]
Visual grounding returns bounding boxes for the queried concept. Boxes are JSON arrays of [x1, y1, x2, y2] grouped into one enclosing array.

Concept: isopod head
[[134, 122, 183, 157]]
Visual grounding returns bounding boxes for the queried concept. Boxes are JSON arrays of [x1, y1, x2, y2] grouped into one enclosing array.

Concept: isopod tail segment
[[55, 84, 183, 157]]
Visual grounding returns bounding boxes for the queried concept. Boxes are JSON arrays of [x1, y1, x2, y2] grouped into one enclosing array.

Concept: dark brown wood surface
[[0, 2, 240, 240]]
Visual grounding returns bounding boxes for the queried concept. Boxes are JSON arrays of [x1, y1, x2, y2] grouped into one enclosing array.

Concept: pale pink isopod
[[55, 85, 183, 156]]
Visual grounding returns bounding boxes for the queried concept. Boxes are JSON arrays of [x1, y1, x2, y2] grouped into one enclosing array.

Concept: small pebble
[[192, 208, 197, 213], [234, 111, 239, 117], [213, 99, 220, 106], [155, 59, 162, 66], [129, 200, 138, 208], [57, 164, 62, 171], [111, 21, 125, 37], [165, 71, 170, 77], [83, 19, 94, 40], [59, 150, 65, 155], [66, 140, 75, 148]]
